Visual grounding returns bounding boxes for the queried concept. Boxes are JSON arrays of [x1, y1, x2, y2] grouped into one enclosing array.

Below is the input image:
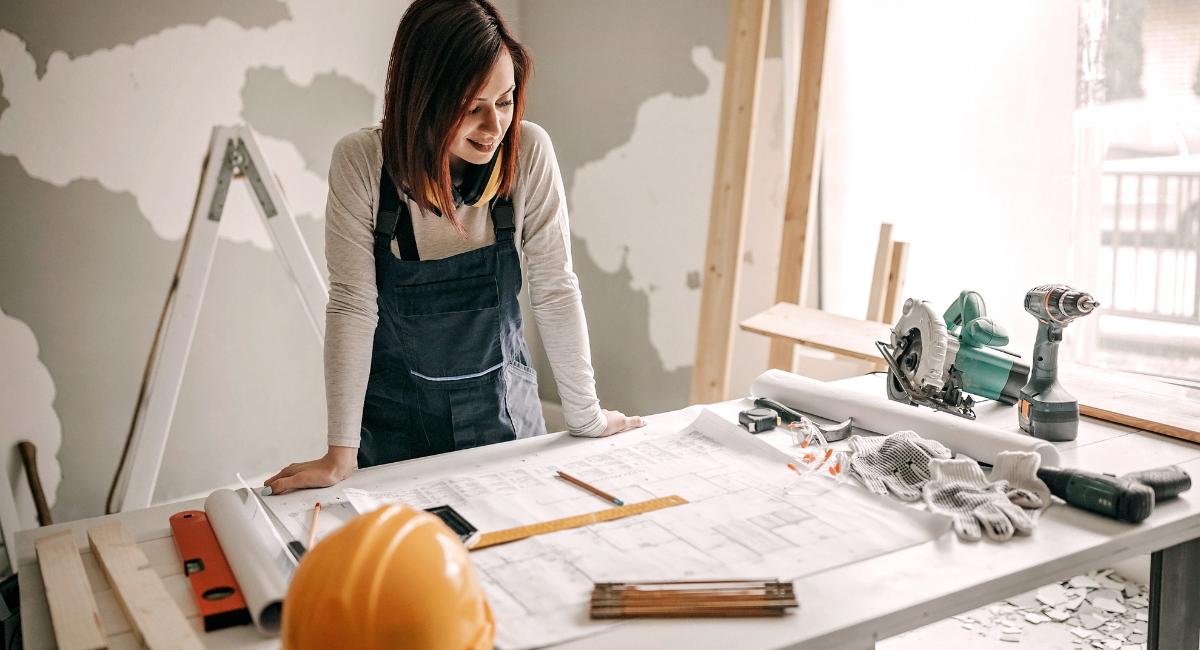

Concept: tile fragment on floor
[[882, 568, 1149, 649]]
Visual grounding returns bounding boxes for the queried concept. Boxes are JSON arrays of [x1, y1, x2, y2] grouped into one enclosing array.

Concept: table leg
[[1149, 536, 1200, 650]]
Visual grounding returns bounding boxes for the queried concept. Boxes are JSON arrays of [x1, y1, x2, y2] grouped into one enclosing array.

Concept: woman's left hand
[[600, 409, 646, 436]]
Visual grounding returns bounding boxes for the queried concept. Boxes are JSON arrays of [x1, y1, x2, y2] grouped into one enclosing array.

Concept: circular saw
[[876, 291, 1031, 420]]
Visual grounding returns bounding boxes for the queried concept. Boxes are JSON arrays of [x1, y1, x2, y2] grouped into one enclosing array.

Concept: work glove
[[923, 451, 1049, 542], [848, 431, 952, 502], [986, 451, 1052, 510]]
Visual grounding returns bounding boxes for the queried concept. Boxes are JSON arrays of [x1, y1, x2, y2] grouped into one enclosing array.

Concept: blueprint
[[343, 409, 950, 649]]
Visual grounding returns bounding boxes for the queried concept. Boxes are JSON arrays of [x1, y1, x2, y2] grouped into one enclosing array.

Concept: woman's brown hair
[[381, 0, 531, 235]]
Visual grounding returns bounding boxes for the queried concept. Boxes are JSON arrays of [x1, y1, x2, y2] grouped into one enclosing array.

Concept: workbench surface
[[18, 375, 1200, 649]]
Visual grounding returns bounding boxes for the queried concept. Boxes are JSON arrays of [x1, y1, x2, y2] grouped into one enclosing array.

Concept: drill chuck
[[1024, 284, 1099, 324]]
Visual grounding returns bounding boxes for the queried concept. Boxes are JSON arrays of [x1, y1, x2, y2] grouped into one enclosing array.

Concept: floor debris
[[940, 569, 1148, 648], [1070, 575, 1101, 589], [1045, 608, 1071, 622]]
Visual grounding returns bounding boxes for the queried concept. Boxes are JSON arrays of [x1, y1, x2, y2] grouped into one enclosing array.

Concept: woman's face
[[449, 48, 516, 168]]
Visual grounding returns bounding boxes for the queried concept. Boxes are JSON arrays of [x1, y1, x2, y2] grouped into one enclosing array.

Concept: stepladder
[[108, 125, 328, 513]]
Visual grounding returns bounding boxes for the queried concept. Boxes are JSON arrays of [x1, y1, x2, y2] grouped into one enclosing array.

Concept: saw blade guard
[[891, 299, 951, 391]]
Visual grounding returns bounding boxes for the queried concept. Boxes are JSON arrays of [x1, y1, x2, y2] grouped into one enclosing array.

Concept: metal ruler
[[473, 495, 688, 550]]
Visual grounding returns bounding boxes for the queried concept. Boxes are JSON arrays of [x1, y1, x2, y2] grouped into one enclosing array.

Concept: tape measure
[[473, 495, 688, 550]]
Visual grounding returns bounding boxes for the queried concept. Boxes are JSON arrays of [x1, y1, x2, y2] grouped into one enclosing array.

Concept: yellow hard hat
[[282, 504, 494, 650]]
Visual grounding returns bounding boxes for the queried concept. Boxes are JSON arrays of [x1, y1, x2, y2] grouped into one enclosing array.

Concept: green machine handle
[[944, 290, 1009, 348]]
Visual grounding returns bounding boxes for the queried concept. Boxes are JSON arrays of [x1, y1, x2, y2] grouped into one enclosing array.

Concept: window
[[808, 1, 1198, 384], [1073, 0, 1200, 384]]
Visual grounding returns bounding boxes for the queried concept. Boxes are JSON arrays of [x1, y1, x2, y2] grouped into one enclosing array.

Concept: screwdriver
[[1036, 465, 1191, 524]]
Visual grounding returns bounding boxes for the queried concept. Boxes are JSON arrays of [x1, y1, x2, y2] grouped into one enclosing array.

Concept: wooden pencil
[[306, 502, 321, 549], [555, 470, 624, 506]]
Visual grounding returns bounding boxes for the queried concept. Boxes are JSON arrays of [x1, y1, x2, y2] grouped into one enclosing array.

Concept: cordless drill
[[1018, 284, 1099, 441], [1037, 465, 1192, 524]]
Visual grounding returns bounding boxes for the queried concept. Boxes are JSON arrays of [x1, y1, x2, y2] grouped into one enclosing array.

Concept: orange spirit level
[[170, 510, 251, 631]]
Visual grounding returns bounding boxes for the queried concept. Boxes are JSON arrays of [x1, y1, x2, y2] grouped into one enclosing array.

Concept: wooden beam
[[881, 240, 910, 325], [690, 0, 771, 404], [864, 223, 894, 323], [767, 0, 831, 371], [88, 523, 203, 650], [1064, 366, 1200, 444], [742, 302, 890, 368], [35, 531, 107, 650]]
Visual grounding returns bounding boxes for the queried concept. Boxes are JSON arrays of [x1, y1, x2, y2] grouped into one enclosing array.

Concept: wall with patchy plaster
[[0, 0, 1074, 528], [0, 1, 409, 521], [520, 0, 790, 417]]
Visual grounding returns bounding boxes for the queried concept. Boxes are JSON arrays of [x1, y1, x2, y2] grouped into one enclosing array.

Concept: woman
[[265, 0, 643, 495]]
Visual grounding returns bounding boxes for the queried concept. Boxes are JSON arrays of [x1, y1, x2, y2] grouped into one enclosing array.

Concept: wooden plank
[[690, 0, 771, 403], [881, 240, 910, 325], [87, 523, 203, 650], [19, 551, 259, 649], [864, 223, 894, 323], [34, 532, 106, 650], [1064, 366, 1200, 444], [767, 0, 831, 371], [1079, 403, 1200, 444], [741, 302, 889, 366]]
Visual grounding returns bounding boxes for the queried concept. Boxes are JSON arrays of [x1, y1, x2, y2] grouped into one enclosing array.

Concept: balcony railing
[[1098, 155, 1200, 326]]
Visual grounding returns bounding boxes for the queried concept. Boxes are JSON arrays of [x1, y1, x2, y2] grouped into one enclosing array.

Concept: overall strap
[[490, 195, 515, 243], [375, 166, 420, 261]]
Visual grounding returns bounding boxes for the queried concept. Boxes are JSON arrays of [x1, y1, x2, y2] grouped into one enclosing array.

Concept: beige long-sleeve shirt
[[323, 121, 605, 447]]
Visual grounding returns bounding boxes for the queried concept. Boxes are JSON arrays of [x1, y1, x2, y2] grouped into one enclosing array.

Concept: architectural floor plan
[[343, 410, 950, 649]]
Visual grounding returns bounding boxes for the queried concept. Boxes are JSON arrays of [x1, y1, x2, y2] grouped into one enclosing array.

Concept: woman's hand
[[600, 409, 646, 436], [264, 446, 358, 495]]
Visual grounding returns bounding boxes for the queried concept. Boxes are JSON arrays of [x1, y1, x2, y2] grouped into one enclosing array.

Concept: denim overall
[[357, 167, 547, 468]]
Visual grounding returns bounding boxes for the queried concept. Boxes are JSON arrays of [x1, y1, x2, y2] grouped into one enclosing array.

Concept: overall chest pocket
[[391, 274, 504, 382]]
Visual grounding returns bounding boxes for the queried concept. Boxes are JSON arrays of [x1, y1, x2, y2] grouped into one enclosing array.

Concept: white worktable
[[18, 374, 1200, 649]]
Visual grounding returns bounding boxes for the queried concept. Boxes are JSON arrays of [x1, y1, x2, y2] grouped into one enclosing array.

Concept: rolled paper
[[205, 489, 293, 635]]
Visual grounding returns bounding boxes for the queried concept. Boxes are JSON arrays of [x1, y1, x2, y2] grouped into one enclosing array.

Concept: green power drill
[[1018, 284, 1099, 441], [1037, 465, 1192, 523]]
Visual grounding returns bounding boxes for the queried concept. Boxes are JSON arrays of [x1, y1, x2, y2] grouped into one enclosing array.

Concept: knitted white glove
[[848, 431, 952, 502], [987, 451, 1052, 511], [923, 452, 1048, 541]]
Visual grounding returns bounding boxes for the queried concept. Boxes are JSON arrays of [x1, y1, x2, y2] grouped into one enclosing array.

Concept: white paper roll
[[205, 488, 293, 635], [750, 369, 1061, 467]]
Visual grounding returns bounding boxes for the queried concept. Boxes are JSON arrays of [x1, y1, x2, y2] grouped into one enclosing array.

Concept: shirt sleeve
[[323, 132, 380, 448], [517, 124, 607, 437]]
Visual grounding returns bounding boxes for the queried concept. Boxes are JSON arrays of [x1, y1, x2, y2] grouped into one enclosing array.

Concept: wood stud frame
[[690, 0, 772, 404]]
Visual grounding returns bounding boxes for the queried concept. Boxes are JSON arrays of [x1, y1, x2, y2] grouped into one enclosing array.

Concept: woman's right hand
[[264, 446, 358, 495]]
